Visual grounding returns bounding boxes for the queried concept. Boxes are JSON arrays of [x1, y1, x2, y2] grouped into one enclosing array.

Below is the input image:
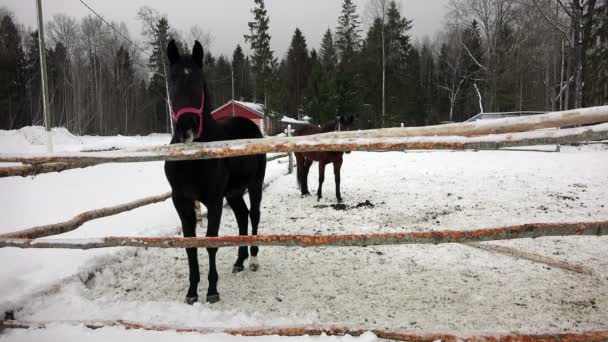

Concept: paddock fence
[[1, 105, 608, 341]]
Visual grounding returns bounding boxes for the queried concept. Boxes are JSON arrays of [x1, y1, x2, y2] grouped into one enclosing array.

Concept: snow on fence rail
[[0, 105, 607, 178], [2, 221, 606, 250], [2, 320, 608, 342]]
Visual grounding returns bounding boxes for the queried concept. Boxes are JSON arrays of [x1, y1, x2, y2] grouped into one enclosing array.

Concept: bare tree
[[188, 25, 213, 51], [531, 0, 599, 108]]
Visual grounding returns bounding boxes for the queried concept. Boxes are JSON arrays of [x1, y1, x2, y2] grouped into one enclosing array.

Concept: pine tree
[[304, 47, 339, 124], [334, 0, 364, 118], [232, 44, 253, 101], [213, 55, 233, 106], [320, 29, 337, 68], [0, 14, 27, 129], [286, 28, 310, 116], [419, 40, 438, 124], [23, 31, 42, 126], [244, 0, 274, 105], [114, 45, 135, 134], [335, 0, 362, 62], [147, 17, 171, 133], [360, 18, 383, 127], [48, 42, 70, 127]]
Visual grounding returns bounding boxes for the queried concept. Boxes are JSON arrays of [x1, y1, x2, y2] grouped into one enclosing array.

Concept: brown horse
[[294, 116, 354, 202]]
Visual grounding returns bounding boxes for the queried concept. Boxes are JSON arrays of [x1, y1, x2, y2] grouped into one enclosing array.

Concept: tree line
[[0, 0, 606, 134]]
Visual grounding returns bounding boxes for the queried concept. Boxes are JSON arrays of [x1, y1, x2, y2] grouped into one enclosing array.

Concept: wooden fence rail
[[1, 122, 608, 178], [1, 221, 606, 250], [2, 320, 608, 342], [0, 192, 172, 239]]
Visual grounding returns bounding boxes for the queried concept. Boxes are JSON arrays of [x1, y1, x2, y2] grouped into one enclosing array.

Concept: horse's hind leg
[[302, 158, 313, 196], [295, 153, 310, 196], [333, 157, 343, 202], [227, 196, 249, 273], [317, 161, 326, 201], [248, 184, 263, 271], [172, 195, 199, 304]]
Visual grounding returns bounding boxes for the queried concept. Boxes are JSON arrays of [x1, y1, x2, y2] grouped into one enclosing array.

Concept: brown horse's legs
[[317, 161, 326, 201], [333, 157, 343, 202], [302, 158, 313, 195]]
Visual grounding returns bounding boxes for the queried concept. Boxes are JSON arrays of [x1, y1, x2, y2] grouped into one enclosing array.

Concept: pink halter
[[168, 90, 205, 138]]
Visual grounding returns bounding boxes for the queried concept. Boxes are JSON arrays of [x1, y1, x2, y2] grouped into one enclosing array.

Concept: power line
[[78, 0, 151, 58]]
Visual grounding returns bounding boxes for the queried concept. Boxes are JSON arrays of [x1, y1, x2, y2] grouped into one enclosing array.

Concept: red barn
[[212, 100, 271, 135]]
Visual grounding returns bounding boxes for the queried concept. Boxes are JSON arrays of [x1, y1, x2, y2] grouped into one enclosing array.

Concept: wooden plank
[[463, 242, 593, 275], [1, 122, 608, 178], [0, 192, 172, 239], [1, 221, 606, 250], [2, 320, 608, 341]]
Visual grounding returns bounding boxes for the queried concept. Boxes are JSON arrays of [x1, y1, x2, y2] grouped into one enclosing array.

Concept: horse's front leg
[[333, 156, 343, 202], [317, 161, 326, 201], [205, 202, 223, 303], [173, 195, 199, 304]]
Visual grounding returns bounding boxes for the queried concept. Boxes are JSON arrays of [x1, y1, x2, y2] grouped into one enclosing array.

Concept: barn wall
[[212, 103, 266, 135]]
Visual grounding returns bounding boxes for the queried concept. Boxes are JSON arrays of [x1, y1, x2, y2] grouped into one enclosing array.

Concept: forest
[[0, 0, 606, 135]]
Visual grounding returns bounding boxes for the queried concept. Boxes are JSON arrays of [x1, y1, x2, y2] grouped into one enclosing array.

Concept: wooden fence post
[[287, 124, 294, 174]]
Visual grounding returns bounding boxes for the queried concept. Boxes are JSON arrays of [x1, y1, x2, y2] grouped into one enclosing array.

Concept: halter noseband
[[168, 89, 205, 139]]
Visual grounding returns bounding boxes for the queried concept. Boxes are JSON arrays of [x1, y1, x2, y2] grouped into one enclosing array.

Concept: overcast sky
[[6, 0, 448, 58]]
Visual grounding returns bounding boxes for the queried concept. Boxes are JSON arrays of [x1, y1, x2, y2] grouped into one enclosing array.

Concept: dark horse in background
[[164, 40, 266, 304], [294, 116, 354, 202]]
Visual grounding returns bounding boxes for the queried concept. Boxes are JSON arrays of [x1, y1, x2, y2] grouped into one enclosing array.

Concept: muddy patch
[[314, 200, 376, 211]]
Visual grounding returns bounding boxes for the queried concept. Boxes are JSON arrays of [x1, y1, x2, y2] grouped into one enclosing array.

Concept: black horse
[[164, 40, 266, 304], [294, 116, 354, 202]]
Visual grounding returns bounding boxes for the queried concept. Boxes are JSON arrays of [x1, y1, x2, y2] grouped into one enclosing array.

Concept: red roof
[[212, 100, 265, 119]]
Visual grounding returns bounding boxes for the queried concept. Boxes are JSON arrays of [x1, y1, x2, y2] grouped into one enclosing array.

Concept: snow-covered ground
[[1, 127, 608, 341]]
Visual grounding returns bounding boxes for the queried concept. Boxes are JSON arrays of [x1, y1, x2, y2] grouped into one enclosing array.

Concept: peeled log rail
[[2, 320, 608, 342], [1, 221, 606, 250], [316, 105, 608, 139], [1, 122, 608, 179], [0, 192, 172, 240], [0, 161, 99, 178], [463, 242, 593, 275]]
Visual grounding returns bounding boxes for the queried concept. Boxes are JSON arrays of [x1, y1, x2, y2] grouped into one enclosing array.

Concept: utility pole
[[35, 0, 53, 152], [381, 0, 386, 128], [231, 68, 235, 116]]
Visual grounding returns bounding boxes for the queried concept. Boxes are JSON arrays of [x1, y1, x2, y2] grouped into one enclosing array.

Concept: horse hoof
[[206, 294, 220, 303], [250, 257, 259, 271], [185, 296, 198, 305], [232, 265, 245, 273]]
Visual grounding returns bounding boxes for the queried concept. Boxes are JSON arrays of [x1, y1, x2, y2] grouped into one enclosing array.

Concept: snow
[[281, 116, 312, 125], [1, 126, 608, 340], [234, 101, 266, 117]]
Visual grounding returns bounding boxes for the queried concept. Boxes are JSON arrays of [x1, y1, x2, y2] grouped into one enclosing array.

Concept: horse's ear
[[167, 40, 180, 65], [192, 41, 204, 68]]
